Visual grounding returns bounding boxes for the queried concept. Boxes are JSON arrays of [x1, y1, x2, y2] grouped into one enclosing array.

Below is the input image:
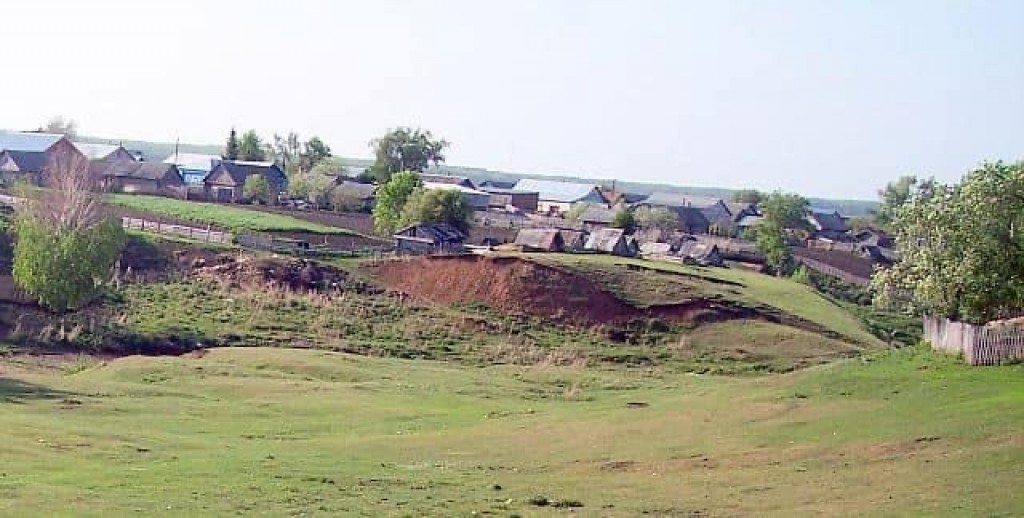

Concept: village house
[[807, 208, 850, 241], [330, 181, 377, 211], [641, 192, 731, 227], [584, 228, 636, 257], [73, 142, 137, 162], [579, 205, 619, 232], [421, 182, 491, 210], [164, 152, 222, 186], [394, 223, 466, 256], [0, 131, 85, 186], [677, 240, 724, 267], [478, 185, 539, 213], [513, 178, 608, 216], [514, 228, 565, 252], [204, 160, 288, 203], [88, 159, 185, 196]]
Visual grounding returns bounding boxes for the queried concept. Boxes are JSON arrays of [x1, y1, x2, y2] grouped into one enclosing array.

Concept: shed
[[677, 240, 724, 266], [584, 228, 635, 257], [514, 228, 565, 252], [558, 229, 588, 251], [394, 223, 467, 256], [88, 159, 185, 196]]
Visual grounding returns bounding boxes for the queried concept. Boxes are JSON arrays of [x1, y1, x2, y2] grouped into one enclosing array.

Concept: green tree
[[732, 189, 763, 205], [760, 190, 810, 231], [238, 130, 267, 162], [874, 175, 918, 228], [400, 188, 473, 234], [243, 174, 273, 204], [873, 162, 1024, 323], [298, 137, 332, 172], [372, 171, 422, 234], [368, 127, 449, 183], [755, 221, 792, 276], [225, 128, 240, 160], [610, 207, 637, 234], [330, 186, 367, 213], [634, 206, 679, 232]]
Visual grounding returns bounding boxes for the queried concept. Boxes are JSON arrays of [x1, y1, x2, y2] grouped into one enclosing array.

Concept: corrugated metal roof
[[0, 131, 63, 153], [73, 142, 121, 160], [0, 150, 47, 172], [585, 228, 627, 252], [163, 152, 222, 172], [89, 159, 181, 181], [514, 228, 563, 250], [643, 192, 723, 208], [513, 178, 603, 203]]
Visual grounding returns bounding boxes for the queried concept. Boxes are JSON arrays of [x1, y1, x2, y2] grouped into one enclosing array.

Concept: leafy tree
[[754, 221, 792, 276], [331, 187, 367, 213], [40, 116, 77, 138], [732, 189, 763, 205], [309, 157, 347, 178], [610, 207, 637, 234], [238, 130, 267, 162], [634, 206, 679, 232], [874, 175, 918, 228], [299, 137, 331, 172], [270, 132, 301, 171], [243, 174, 273, 204], [372, 171, 422, 234], [400, 188, 473, 234], [12, 149, 125, 313], [368, 127, 449, 183], [873, 162, 1024, 323], [760, 190, 810, 231], [225, 128, 240, 160]]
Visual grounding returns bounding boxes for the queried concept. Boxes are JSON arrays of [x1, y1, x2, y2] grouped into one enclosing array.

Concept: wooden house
[[88, 159, 185, 196], [205, 160, 287, 203], [394, 223, 467, 256], [0, 131, 86, 186], [584, 228, 635, 257], [514, 228, 565, 252]]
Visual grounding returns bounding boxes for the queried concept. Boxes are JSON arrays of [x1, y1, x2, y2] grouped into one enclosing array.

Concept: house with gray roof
[[513, 178, 608, 216], [73, 142, 136, 161], [639, 192, 730, 229], [584, 228, 635, 257], [205, 160, 287, 203], [88, 159, 184, 196], [807, 208, 850, 240], [514, 228, 565, 252], [0, 131, 85, 186], [394, 223, 466, 256]]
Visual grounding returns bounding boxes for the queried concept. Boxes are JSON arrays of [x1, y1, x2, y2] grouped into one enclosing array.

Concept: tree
[[368, 127, 449, 183], [225, 128, 240, 160], [372, 171, 422, 234], [754, 221, 792, 276], [565, 203, 593, 222], [299, 137, 332, 172], [238, 130, 266, 162], [610, 208, 637, 234], [331, 187, 367, 213], [732, 189, 763, 205], [243, 174, 273, 204], [874, 175, 918, 228], [873, 162, 1024, 324], [40, 116, 77, 139], [634, 206, 679, 232], [400, 188, 473, 234], [760, 190, 810, 231], [12, 149, 125, 313]]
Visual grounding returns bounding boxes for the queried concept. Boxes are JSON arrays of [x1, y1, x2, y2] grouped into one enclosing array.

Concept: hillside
[[1, 346, 1021, 515], [76, 134, 879, 216]]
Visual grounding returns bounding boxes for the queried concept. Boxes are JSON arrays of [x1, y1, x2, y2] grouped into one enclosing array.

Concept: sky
[[3, 0, 1022, 199]]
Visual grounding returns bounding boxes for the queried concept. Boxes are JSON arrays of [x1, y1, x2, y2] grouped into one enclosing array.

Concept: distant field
[[106, 195, 354, 235], [1, 346, 1021, 515]]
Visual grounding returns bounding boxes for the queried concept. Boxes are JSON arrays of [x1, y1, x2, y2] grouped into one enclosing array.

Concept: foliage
[[372, 171, 422, 234], [237, 130, 266, 162], [13, 216, 125, 313], [242, 174, 273, 205], [107, 194, 353, 234], [225, 128, 239, 160], [634, 206, 679, 232], [732, 189, 763, 205], [610, 207, 637, 234], [309, 157, 346, 178], [330, 187, 367, 213], [298, 137, 332, 172], [874, 175, 918, 228], [400, 188, 473, 234], [565, 203, 592, 222], [368, 127, 449, 183], [40, 116, 77, 139], [755, 221, 792, 276], [760, 190, 810, 231], [287, 171, 334, 208], [873, 161, 1024, 324]]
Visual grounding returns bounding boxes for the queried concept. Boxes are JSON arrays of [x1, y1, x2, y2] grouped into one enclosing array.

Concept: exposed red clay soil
[[365, 255, 767, 327]]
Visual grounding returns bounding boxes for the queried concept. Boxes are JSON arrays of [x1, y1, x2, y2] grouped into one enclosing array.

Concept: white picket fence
[[923, 316, 1024, 365]]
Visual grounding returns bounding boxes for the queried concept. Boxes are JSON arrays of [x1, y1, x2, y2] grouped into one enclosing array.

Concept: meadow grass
[[0, 346, 1021, 516], [107, 194, 354, 235]]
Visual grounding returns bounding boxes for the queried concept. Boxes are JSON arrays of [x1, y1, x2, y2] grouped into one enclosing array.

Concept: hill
[[75, 134, 879, 216]]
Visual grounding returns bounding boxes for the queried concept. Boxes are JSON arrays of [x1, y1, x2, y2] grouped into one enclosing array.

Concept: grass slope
[[0, 346, 1021, 515], [107, 195, 353, 235], [537, 253, 884, 347]]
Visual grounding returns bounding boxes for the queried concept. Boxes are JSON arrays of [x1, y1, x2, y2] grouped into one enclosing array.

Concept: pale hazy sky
[[5, 0, 1022, 199]]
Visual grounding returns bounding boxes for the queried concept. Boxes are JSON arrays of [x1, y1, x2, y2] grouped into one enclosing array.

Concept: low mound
[[366, 255, 768, 326], [195, 256, 383, 294]]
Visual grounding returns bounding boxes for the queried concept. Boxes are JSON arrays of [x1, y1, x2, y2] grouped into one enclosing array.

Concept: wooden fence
[[122, 217, 233, 244], [923, 316, 1024, 365], [793, 256, 871, 287], [236, 234, 392, 258]]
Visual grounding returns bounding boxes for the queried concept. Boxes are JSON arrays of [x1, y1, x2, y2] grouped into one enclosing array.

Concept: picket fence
[[923, 316, 1024, 366]]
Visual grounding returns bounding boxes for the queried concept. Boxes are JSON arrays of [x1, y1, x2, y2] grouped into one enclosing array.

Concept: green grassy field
[[1, 346, 1021, 516], [107, 195, 354, 235]]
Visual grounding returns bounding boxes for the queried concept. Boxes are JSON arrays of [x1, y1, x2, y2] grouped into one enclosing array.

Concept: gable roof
[[670, 206, 711, 230], [513, 178, 606, 204], [809, 210, 848, 232], [163, 152, 222, 172], [479, 180, 516, 190], [514, 228, 564, 250], [89, 159, 181, 181], [580, 205, 617, 224], [73, 142, 123, 160], [643, 192, 723, 209], [725, 202, 757, 217], [0, 131, 64, 153], [585, 228, 628, 252], [0, 150, 47, 172], [213, 160, 287, 186], [419, 174, 475, 189]]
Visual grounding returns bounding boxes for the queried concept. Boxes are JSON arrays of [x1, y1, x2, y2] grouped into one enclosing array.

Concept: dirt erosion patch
[[194, 256, 384, 294], [365, 255, 758, 326]]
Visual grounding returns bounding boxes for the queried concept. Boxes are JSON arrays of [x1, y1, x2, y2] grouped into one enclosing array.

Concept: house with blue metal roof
[[512, 178, 608, 215]]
